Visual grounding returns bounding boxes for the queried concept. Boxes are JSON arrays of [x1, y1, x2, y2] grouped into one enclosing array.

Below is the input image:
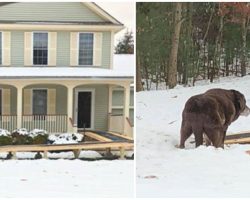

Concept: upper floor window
[[78, 33, 93, 66], [0, 32, 2, 65], [33, 32, 48, 65]]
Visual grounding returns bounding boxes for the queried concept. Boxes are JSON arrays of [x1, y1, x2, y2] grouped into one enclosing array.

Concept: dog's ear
[[231, 90, 246, 112]]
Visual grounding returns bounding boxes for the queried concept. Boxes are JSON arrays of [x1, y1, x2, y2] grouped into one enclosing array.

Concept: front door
[[77, 91, 92, 129], [33, 89, 47, 115]]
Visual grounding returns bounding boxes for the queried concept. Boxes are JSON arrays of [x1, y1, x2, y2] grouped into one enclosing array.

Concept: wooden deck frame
[[84, 132, 112, 142], [0, 141, 133, 159]]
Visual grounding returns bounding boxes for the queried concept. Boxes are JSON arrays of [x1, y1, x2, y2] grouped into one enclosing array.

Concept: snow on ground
[[0, 130, 133, 197], [0, 159, 134, 198], [48, 132, 84, 144], [137, 75, 250, 198]]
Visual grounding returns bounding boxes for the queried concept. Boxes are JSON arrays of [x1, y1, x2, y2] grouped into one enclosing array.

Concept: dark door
[[33, 90, 47, 115], [77, 91, 92, 129]]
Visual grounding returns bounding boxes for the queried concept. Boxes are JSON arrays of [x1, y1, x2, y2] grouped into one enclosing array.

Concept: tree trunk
[[241, 16, 249, 77], [182, 2, 193, 85], [211, 7, 224, 82], [167, 2, 183, 89], [136, 53, 143, 92]]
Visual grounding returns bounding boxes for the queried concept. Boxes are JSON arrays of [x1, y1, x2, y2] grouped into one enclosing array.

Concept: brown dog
[[179, 89, 250, 148]]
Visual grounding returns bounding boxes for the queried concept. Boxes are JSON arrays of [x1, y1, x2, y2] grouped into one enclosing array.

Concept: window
[[32, 90, 47, 115], [78, 33, 94, 65], [0, 32, 2, 65], [0, 90, 2, 115], [33, 33, 48, 65]]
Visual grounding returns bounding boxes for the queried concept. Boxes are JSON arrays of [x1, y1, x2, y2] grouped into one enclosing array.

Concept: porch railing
[[22, 115, 67, 133], [0, 115, 17, 131]]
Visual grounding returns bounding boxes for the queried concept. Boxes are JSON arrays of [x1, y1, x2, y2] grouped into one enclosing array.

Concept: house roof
[[0, 54, 134, 80], [0, 2, 123, 26]]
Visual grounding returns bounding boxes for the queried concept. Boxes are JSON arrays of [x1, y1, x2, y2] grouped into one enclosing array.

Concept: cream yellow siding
[[48, 32, 57, 66], [23, 89, 32, 115], [2, 89, 10, 115], [70, 32, 78, 66], [47, 89, 56, 115], [93, 32, 103, 66], [2, 32, 11, 66], [24, 32, 32, 66]]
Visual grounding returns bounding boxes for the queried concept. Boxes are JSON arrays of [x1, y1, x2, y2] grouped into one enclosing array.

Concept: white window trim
[[0, 32, 3, 66], [31, 88, 48, 115], [0, 88, 2, 116], [32, 31, 49, 67], [77, 32, 94, 67], [74, 88, 95, 130]]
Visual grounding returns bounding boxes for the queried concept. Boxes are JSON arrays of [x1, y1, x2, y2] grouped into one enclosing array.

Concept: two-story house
[[0, 2, 134, 136]]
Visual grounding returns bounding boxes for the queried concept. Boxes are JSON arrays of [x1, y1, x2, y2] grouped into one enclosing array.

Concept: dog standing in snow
[[179, 89, 250, 148]]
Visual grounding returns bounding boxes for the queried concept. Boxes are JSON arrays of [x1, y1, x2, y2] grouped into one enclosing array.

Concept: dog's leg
[[205, 127, 224, 148], [194, 130, 203, 148], [179, 121, 192, 149], [222, 126, 228, 145], [204, 133, 212, 146]]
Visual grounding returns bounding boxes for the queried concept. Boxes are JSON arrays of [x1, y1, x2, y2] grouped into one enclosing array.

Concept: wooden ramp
[[84, 130, 133, 143], [0, 130, 134, 160]]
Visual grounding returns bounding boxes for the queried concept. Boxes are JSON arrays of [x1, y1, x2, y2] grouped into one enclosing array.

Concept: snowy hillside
[[136, 76, 250, 197]]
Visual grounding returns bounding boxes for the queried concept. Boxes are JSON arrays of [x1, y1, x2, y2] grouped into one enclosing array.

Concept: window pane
[[78, 33, 93, 65], [0, 90, 2, 115], [33, 90, 47, 115], [33, 33, 48, 65], [0, 32, 2, 65]]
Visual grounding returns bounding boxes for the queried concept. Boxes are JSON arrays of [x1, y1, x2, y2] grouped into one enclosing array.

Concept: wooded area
[[136, 2, 250, 91]]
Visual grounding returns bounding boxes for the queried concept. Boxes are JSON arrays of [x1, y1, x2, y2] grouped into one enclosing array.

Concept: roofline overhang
[[0, 76, 134, 80], [84, 2, 123, 25], [0, 23, 124, 33]]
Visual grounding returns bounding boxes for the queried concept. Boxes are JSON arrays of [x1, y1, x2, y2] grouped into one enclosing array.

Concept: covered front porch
[[0, 79, 133, 137]]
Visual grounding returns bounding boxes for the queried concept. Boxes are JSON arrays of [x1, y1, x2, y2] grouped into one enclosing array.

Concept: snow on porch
[[0, 54, 134, 78]]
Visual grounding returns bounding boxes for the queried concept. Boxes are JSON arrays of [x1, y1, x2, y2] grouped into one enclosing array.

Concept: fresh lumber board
[[225, 132, 250, 144], [0, 141, 134, 153], [89, 130, 129, 142], [108, 131, 134, 141], [225, 137, 250, 144], [84, 132, 112, 142], [225, 132, 250, 140]]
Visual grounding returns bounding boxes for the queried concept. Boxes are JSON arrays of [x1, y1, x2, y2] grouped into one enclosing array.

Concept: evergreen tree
[[115, 31, 134, 54]]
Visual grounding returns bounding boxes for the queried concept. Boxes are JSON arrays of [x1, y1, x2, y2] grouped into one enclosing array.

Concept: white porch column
[[108, 85, 114, 113], [108, 85, 113, 131], [123, 83, 130, 134], [17, 86, 23, 129], [67, 86, 75, 133]]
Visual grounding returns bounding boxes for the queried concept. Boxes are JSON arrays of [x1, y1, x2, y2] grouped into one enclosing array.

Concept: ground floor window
[[0, 90, 2, 115], [0, 32, 2, 65], [32, 89, 47, 115]]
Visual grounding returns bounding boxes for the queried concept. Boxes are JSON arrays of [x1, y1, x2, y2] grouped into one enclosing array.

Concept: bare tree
[[167, 3, 183, 88]]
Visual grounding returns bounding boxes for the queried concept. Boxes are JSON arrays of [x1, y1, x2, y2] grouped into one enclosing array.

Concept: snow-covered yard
[[136, 76, 250, 198], [0, 154, 134, 198]]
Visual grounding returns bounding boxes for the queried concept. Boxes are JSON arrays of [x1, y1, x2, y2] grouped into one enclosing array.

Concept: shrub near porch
[[0, 128, 48, 145], [0, 129, 12, 145]]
